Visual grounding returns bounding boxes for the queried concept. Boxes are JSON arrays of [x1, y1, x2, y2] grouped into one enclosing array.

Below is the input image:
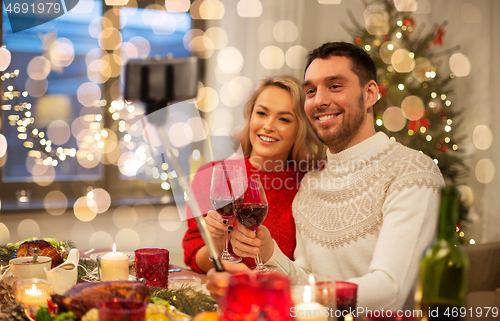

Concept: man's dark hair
[[305, 42, 377, 86]]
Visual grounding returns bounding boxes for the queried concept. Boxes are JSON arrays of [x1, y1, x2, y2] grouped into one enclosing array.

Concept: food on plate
[[52, 281, 150, 318], [192, 311, 219, 321], [16, 240, 63, 268]]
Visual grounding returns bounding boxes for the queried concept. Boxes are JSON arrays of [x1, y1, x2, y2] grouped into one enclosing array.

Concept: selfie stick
[[125, 56, 225, 272]]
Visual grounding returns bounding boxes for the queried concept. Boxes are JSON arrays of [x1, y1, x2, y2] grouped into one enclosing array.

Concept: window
[[0, 0, 191, 211]]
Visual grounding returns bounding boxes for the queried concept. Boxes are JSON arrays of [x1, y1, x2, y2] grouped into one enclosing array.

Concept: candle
[[294, 285, 328, 321], [16, 279, 52, 308], [101, 244, 129, 281]]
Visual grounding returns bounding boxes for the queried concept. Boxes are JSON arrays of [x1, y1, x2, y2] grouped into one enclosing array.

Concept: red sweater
[[182, 158, 304, 272]]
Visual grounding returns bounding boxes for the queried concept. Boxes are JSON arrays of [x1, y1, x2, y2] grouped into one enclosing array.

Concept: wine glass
[[234, 175, 269, 272], [210, 164, 243, 263]]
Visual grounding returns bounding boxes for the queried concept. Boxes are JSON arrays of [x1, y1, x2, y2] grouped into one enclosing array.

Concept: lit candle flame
[[112, 243, 116, 254], [303, 285, 311, 303], [26, 284, 42, 297]]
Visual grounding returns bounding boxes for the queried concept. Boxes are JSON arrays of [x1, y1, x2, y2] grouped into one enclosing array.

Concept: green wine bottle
[[420, 186, 469, 321]]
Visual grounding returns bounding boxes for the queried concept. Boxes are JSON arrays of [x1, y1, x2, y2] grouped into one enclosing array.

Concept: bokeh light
[[113, 205, 138, 229], [286, 45, 308, 69], [273, 20, 298, 42], [475, 159, 495, 184], [412, 58, 434, 83], [77, 82, 102, 107], [74, 196, 98, 222], [260, 46, 285, 69], [401, 96, 425, 121], [205, 27, 228, 50], [33, 165, 56, 187], [473, 125, 493, 150], [258, 21, 276, 43], [44, 190, 68, 216], [0, 133, 7, 158], [98, 28, 123, 51], [220, 81, 245, 107], [49, 38, 75, 67], [383, 106, 407, 132], [168, 122, 193, 147], [128, 36, 150, 58], [391, 49, 415, 73], [365, 13, 389, 35], [237, 0, 262, 17], [186, 117, 209, 141], [47, 120, 71, 145], [380, 41, 400, 64], [0, 47, 12, 71], [27, 56, 51, 80], [115, 229, 140, 250], [208, 109, 234, 133], [25, 78, 48, 98], [199, 0, 225, 20], [165, 0, 190, 12], [457, 185, 474, 208], [158, 206, 183, 231], [318, 0, 342, 3], [89, 188, 112, 213], [449, 53, 471, 77], [118, 151, 143, 177], [461, 3, 481, 24], [189, 35, 214, 59], [218, 47, 244, 73], [134, 201, 157, 223], [89, 231, 113, 249], [0, 223, 10, 243], [394, 0, 417, 12], [195, 86, 219, 112], [17, 219, 41, 240]]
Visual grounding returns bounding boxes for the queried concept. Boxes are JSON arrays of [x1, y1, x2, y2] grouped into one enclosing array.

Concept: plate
[[89, 251, 135, 266]]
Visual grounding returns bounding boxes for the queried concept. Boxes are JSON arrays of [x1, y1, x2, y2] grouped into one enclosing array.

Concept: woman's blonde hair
[[235, 75, 326, 171]]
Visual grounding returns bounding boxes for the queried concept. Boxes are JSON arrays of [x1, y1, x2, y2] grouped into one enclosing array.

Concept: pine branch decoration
[[149, 286, 217, 317]]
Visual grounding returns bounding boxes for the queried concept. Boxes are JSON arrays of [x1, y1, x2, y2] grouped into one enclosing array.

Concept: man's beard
[[313, 94, 365, 149]]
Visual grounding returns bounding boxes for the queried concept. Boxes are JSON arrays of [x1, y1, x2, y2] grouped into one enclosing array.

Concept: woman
[[182, 75, 325, 273]]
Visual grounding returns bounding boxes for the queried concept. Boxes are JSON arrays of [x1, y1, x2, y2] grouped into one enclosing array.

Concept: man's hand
[[206, 262, 252, 302], [230, 223, 275, 262]]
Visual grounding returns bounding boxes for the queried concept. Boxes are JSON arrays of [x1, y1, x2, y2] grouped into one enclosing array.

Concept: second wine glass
[[210, 164, 244, 263], [234, 175, 269, 272]]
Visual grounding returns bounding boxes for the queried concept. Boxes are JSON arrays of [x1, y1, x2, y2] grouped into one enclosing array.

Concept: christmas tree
[[342, 0, 469, 223]]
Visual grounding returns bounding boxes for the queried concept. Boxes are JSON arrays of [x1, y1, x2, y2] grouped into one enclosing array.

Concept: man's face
[[303, 56, 368, 152]]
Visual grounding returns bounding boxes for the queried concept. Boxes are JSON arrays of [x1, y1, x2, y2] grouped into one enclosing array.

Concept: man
[[209, 42, 444, 310]]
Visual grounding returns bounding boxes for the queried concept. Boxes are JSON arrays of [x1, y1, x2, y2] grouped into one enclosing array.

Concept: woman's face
[[249, 86, 298, 167]]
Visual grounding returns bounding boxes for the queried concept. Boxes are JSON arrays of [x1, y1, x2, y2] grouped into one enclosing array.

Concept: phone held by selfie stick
[[124, 56, 225, 272]]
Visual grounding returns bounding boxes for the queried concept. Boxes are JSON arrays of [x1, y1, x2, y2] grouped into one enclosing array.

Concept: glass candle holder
[[16, 278, 53, 308], [134, 248, 169, 287], [291, 274, 335, 321], [98, 299, 146, 321], [169, 276, 202, 291], [336, 281, 358, 321], [220, 272, 294, 321]]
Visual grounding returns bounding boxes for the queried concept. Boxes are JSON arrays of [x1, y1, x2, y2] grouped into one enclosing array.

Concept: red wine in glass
[[234, 175, 269, 272], [210, 165, 244, 263], [234, 203, 268, 231]]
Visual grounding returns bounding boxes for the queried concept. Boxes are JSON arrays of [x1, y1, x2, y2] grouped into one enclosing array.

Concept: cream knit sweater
[[266, 132, 444, 310]]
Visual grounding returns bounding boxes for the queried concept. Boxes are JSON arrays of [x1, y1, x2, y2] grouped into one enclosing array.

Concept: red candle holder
[[134, 248, 169, 287], [220, 272, 294, 321], [98, 299, 146, 321], [336, 281, 358, 321]]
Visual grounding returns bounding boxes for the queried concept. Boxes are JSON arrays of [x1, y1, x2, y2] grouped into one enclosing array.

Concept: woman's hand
[[206, 262, 252, 303], [203, 210, 233, 250], [230, 223, 275, 262]]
